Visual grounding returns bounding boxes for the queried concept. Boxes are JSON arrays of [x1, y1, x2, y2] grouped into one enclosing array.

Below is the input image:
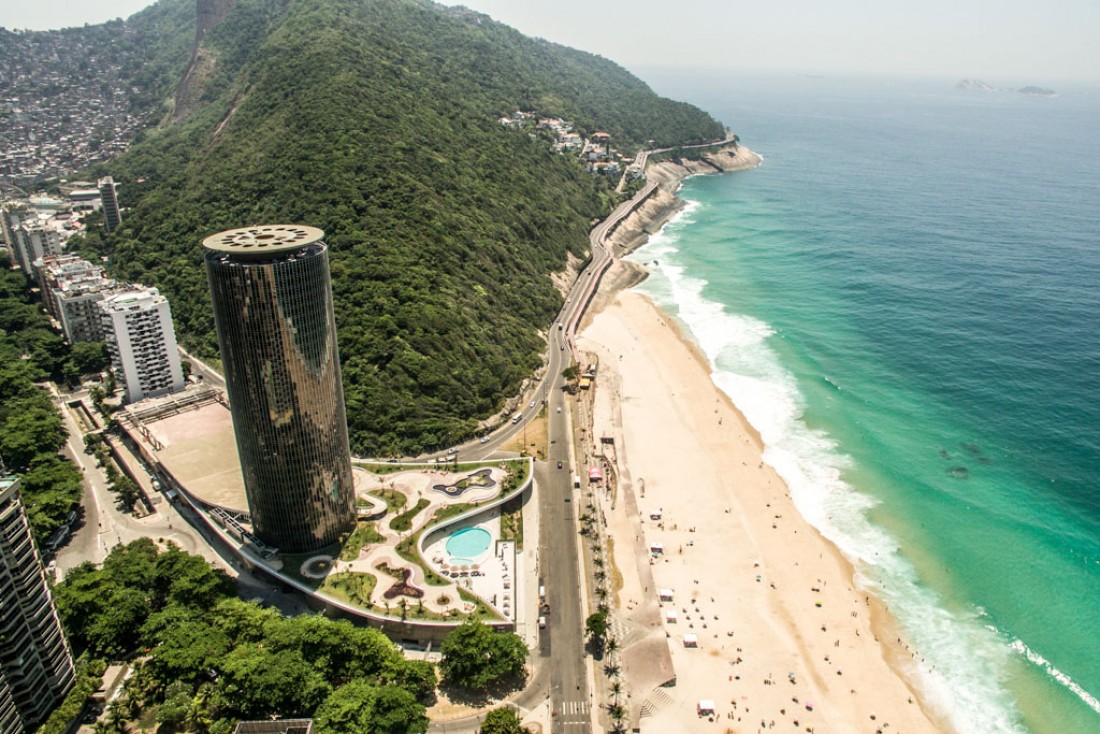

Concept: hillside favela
[[4, 0, 1100, 733]]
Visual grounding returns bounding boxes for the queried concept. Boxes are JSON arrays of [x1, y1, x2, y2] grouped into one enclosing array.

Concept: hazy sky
[[3, 0, 1097, 82]]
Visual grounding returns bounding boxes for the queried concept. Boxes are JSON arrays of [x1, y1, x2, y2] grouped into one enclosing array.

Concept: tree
[[313, 680, 427, 734], [561, 365, 579, 381], [216, 644, 332, 717], [112, 474, 142, 511], [156, 683, 193, 727], [439, 621, 527, 690], [585, 610, 608, 641], [147, 620, 231, 685], [0, 400, 66, 470], [479, 706, 529, 734]]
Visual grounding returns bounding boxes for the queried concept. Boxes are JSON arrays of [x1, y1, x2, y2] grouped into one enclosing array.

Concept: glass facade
[[204, 227, 355, 552]]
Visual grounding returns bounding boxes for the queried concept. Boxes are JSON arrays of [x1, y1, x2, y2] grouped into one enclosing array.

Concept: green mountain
[[80, 0, 725, 454]]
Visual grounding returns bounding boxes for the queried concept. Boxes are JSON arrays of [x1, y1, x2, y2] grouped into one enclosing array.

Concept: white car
[[480, 436, 490, 444], [529, 400, 536, 408]]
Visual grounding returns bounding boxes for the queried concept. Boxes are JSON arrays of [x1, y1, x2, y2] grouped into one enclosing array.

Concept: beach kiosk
[[697, 700, 716, 717], [665, 609, 678, 623], [683, 633, 698, 648], [588, 466, 603, 484], [649, 508, 662, 520], [650, 541, 664, 555], [659, 588, 674, 602]]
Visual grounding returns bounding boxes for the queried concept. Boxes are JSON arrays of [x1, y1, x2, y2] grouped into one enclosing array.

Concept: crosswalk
[[560, 700, 589, 716]]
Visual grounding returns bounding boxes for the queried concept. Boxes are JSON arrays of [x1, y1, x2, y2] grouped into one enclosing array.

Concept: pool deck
[[290, 465, 520, 622]]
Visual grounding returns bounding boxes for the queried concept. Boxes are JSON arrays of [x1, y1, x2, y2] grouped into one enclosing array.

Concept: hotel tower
[[203, 225, 355, 552]]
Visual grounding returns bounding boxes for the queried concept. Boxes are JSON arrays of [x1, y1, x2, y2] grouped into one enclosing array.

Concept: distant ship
[[1016, 86, 1058, 98]]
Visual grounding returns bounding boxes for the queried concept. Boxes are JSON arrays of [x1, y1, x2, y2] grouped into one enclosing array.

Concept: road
[[423, 176, 663, 732], [51, 388, 309, 617]]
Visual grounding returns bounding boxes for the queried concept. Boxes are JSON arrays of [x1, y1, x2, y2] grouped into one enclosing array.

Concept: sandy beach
[[577, 285, 944, 733]]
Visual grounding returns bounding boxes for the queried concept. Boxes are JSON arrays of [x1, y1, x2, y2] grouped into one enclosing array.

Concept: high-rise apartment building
[[0, 475, 76, 732], [99, 287, 185, 404], [35, 255, 117, 344], [203, 225, 355, 553], [98, 176, 121, 233], [11, 222, 62, 272], [0, 204, 31, 267]]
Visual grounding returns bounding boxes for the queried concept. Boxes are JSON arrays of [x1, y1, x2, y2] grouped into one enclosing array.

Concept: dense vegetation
[[480, 706, 531, 734], [66, 0, 724, 454], [54, 539, 436, 732], [438, 620, 528, 689], [0, 254, 91, 543]]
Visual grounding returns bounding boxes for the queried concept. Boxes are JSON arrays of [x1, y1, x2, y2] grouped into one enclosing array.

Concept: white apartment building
[[99, 287, 185, 404], [34, 255, 118, 344]]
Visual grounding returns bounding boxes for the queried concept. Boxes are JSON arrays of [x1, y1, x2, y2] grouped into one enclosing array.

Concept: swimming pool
[[446, 526, 492, 564]]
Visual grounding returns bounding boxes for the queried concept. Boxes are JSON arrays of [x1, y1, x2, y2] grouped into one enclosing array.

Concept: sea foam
[[631, 219, 1030, 733]]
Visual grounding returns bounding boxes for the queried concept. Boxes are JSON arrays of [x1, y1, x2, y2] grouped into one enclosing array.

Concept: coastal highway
[[429, 176, 661, 732]]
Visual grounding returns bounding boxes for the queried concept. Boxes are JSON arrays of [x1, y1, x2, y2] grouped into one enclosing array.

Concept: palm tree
[[609, 680, 623, 703], [104, 705, 126, 733], [606, 636, 620, 668], [607, 702, 627, 732]]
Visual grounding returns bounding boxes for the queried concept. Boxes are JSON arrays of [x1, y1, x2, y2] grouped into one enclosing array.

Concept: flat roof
[[202, 225, 324, 258], [144, 402, 248, 514]]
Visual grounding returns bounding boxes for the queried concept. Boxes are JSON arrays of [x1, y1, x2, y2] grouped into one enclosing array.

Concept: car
[[556, 406, 561, 413], [529, 400, 536, 408], [480, 436, 490, 444], [446, 447, 458, 455], [557, 461, 563, 469]]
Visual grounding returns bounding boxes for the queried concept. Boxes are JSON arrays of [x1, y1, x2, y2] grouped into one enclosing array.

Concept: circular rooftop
[[202, 225, 325, 258]]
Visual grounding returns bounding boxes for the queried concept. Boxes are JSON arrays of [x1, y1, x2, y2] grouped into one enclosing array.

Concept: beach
[[577, 284, 944, 732]]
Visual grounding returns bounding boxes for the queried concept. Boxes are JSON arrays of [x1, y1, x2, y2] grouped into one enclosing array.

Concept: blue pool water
[[446, 526, 492, 563]]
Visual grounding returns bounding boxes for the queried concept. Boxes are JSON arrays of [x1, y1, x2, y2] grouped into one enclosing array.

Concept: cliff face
[[172, 0, 234, 121], [195, 0, 234, 44]]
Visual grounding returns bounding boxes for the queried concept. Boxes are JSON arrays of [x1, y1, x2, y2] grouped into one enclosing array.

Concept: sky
[[2, 0, 1097, 82]]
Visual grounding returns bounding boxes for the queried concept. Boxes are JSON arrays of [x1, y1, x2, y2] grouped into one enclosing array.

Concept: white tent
[[658, 588, 674, 601], [649, 508, 663, 520], [665, 609, 678, 622], [650, 541, 664, 554], [682, 633, 698, 647], [697, 699, 716, 715]]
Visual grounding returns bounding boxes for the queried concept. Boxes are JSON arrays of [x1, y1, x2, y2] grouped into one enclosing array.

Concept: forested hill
[[71, 0, 725, 454]]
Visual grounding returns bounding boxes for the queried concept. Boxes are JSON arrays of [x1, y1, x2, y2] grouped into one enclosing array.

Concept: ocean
[[627, 72, 1100, 733]]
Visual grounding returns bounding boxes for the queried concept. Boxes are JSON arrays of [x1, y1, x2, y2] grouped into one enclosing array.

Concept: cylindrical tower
[[203, 225, 355, 552]]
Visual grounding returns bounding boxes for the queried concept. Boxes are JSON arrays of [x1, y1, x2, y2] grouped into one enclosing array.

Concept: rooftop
[[202, 225, 325, 259]]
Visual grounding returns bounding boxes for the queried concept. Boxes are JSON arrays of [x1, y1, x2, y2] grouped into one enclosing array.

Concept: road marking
[[561, 701, 589, 715]]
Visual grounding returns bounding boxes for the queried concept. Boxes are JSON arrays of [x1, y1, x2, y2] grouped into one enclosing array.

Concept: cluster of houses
[[0, 26, 157, 187], [497, 111, 643, 180]]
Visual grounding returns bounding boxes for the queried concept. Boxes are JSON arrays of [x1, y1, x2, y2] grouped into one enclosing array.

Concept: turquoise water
[[629, 73, 1100, 733], [446, 526, 492, 562]]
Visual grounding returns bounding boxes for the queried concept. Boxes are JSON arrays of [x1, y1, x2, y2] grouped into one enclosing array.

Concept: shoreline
[[574, 150, 949, 732]]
